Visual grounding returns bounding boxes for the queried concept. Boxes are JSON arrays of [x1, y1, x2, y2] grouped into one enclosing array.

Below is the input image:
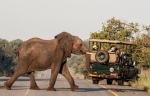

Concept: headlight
[[90, 66, 92, 69], [109, 67, 114, 72]]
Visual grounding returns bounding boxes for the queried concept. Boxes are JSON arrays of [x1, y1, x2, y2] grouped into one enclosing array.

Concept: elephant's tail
[[14, 50, 19, 56]]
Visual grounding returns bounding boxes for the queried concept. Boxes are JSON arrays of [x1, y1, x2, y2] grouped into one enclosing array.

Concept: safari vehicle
[[85, 39, 141, 85]]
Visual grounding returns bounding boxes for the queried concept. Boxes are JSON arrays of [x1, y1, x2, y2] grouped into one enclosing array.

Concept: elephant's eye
[[80, 43, 82, 47]]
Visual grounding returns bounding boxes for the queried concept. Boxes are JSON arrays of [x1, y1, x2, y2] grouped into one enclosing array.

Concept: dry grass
[[129, 69, 150, 92]]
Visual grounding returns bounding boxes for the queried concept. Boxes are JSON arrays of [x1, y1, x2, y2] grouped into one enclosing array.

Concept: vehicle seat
[[108, 52, 117, 63]]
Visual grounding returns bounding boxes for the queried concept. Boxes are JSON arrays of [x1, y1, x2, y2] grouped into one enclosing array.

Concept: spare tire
[[95, 50, 109, 63]]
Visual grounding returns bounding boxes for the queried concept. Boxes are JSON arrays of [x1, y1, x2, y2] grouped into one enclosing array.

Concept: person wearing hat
[[108, 45, 116, 52], [92, 45, 97, 51]]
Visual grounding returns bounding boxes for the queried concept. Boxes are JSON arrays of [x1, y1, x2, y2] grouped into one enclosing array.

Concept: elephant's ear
[[55, 32, 73, 58]]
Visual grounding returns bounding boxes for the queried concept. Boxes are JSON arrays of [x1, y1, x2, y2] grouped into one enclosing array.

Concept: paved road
[[0, 76, 149, 96]]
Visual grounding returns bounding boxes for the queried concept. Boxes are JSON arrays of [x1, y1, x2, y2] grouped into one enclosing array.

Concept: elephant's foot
[[71, 85, 79, 91], [47, 87, 56, 91], [4, 82, 11, 90], [30, 86, 40, 90]]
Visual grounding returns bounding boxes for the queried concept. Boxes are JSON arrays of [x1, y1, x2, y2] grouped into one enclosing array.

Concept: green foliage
[[90, 17, 139, 41], [130, 69, 150, 92], [0, 38, 23, 76], [89, 17, 140, 53], [133, 32, 150, 68], [68, 54, 88, 79]]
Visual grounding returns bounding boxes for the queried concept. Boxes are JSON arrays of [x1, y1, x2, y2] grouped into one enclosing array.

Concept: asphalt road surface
[[0, 76, 149, 96]]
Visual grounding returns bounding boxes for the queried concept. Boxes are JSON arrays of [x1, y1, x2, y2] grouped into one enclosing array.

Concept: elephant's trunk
[[81, 43, 90, 54], [85, 52, 97, 75]]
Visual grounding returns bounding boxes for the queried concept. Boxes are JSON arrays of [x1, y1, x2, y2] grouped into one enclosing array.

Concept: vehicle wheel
[[92, 77, 99, 84], [107, 79, 113, 85], [95, 50, 109, 63], [132, 75, 138, 82], [118, 79, 124, 85], [93, 80, 99, 84]]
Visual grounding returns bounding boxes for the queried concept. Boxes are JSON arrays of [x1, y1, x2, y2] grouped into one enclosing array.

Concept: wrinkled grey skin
[[4, 32, 89, 91]]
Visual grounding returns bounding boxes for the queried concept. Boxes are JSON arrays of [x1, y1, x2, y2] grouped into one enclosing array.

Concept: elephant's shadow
[[42, 88, 104, 92], [0, 78, 102, 91], [54, 87, 145, 92]]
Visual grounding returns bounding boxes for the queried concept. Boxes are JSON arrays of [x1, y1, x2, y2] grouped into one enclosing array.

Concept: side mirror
[[133, 61, 136, 66]]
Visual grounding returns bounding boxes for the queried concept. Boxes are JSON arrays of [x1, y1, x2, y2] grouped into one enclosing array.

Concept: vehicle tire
[[93, 80, 99, 84], [95, 50, 109, 63], [118, 79, 124, 86], [107, 79, 113, 85], [92, 77, 99, 84], [132, 75, 138, 82]]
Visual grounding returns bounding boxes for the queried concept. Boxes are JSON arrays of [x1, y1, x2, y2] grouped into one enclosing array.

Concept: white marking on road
[[108, 90, 118, 96], [23, 70, 50, 96], [100, 85, 118, 96], [88, 80, 118, 96]]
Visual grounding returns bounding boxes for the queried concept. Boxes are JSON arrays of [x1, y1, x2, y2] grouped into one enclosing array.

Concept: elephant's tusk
[[86, 52, 92, 54]]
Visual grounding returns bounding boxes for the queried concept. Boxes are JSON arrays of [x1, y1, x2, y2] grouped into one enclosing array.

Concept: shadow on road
[[0, 78, 50, 82], [108, 88, 146, 92], [46, 87, 107, 92], [0, 85, 29, 90], [100, 84, 146, 92], [0, 86, 147, 93], [77, 88, 106, 92], [55, 87, 137, 92]]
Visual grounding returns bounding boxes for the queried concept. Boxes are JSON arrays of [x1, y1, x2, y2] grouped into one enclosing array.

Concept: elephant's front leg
[[47, 62, 61, 91], [28, 71, 40, 90], [59, 61, 78, 91]]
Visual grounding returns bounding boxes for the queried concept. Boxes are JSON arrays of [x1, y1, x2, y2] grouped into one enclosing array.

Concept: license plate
[[88, 74, 98, 77]]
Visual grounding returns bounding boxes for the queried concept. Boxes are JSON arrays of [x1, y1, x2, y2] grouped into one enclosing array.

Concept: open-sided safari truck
[[86, 39, 141, 85]]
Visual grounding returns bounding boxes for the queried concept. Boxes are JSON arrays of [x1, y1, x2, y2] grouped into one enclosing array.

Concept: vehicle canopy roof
[[89, 39, 134, 45]]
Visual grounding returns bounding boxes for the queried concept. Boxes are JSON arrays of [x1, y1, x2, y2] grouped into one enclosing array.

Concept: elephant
[[4, 32, 89, 91]]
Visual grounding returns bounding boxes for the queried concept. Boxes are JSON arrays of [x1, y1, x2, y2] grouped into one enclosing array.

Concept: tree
[[132, 25, 150, 68], [90, 17, 139, 41], [0, 38, 23, 76]]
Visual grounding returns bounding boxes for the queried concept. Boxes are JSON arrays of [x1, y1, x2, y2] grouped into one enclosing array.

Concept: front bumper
[[88, 73, 120, 79]]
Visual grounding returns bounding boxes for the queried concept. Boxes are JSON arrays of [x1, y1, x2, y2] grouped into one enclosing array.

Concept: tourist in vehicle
[[115, 48, 121, 63], [108, 45, 116, 52], [120, 51, 126, 65], [101, 46, 105, 50], [92, 45, 98, 51]]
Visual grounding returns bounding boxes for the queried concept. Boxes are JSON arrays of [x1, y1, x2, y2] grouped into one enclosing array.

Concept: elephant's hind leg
[[4, 70, 26, 90], [28, 71, 40, 90], [4, 61, 29, 90], [4, 72, 26, 90], [59, 62, 78, 91]]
